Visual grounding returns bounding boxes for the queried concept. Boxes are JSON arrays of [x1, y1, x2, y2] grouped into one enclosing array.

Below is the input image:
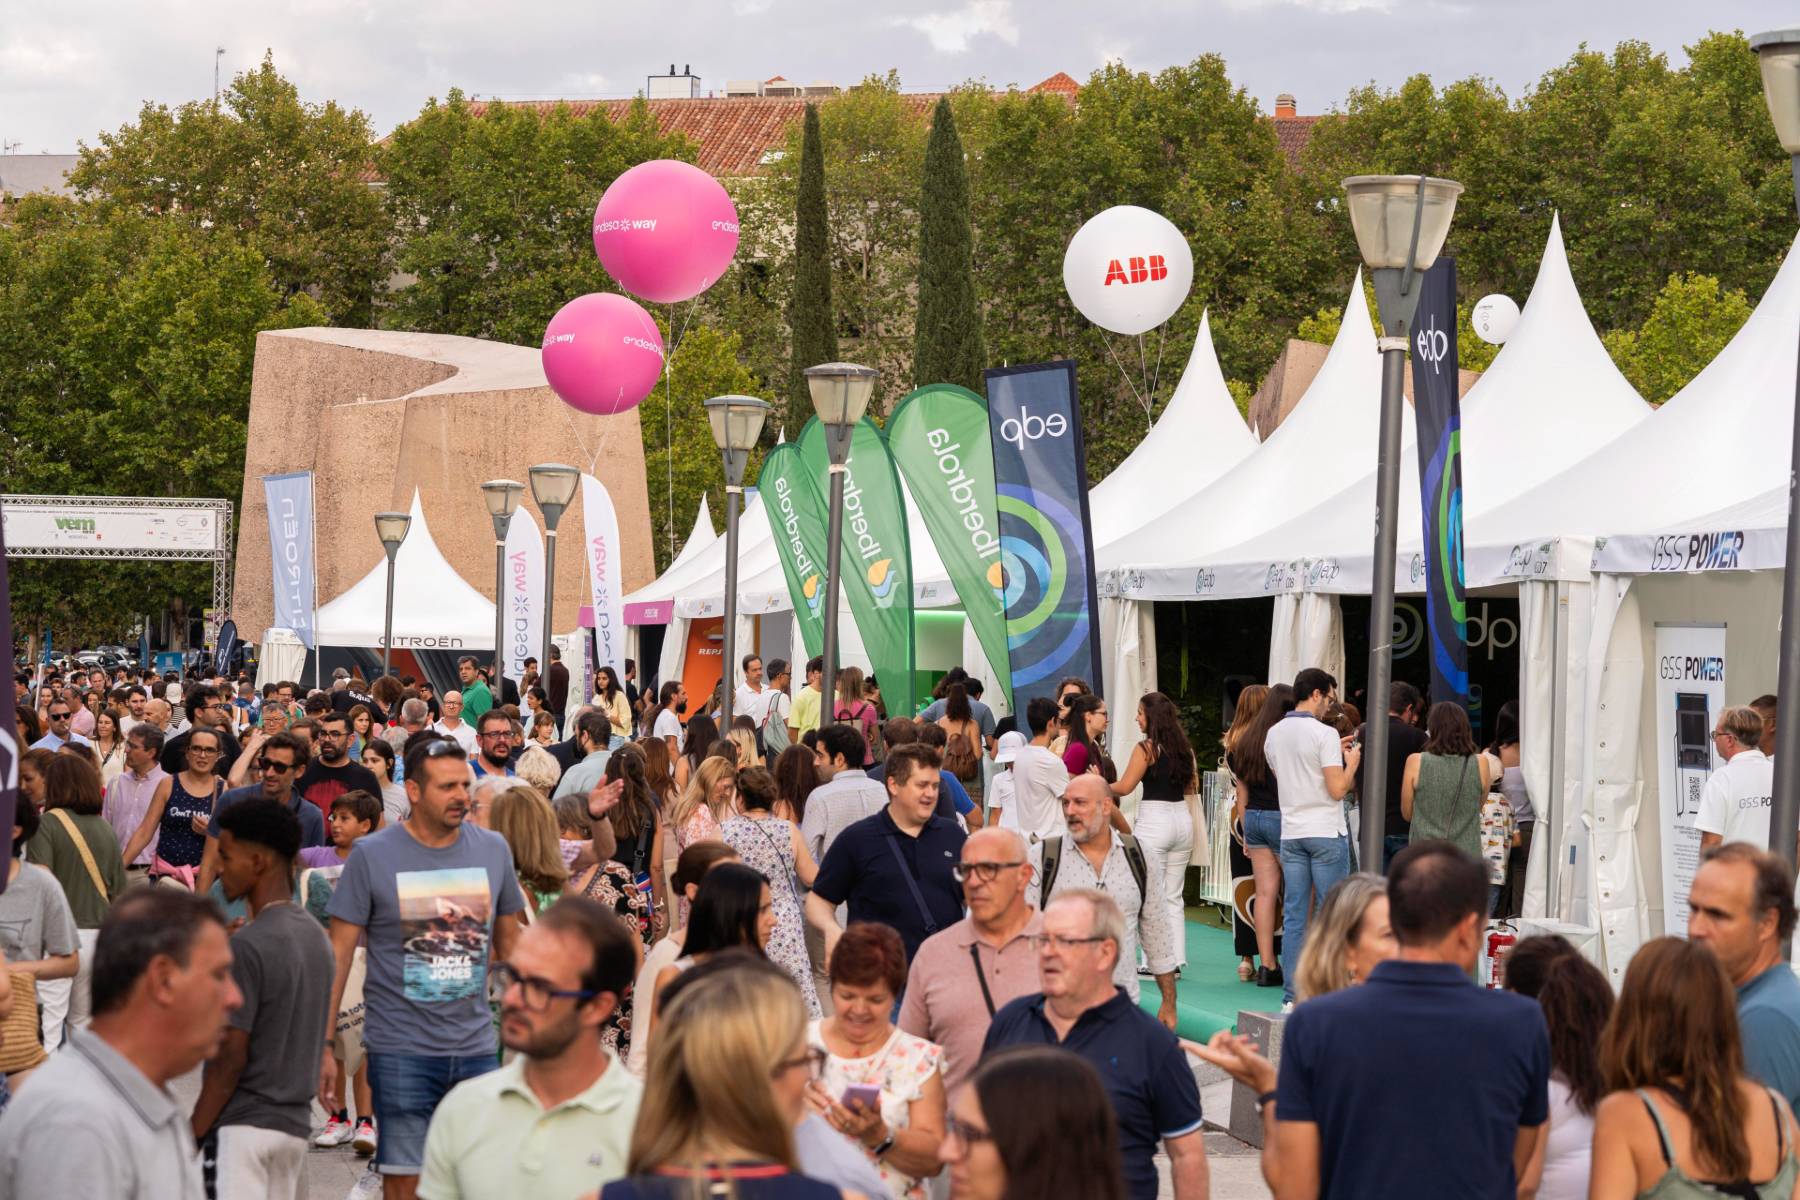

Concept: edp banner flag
[[984, 362, 1103, 709], [758, 442, 830, 660], [263, 471, 317, 649], [1653, 623, 1729, 933], [0, 514, 16, 895], [503, 508, 544, 685], [580, 474, 627, 679], [885, 383, 1012, 710], [1409, 258, 1469, 708], [798, 416, 918, 717]]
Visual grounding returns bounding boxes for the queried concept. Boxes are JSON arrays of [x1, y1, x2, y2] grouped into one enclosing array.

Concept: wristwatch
[[1256, 1090, 1278, 1114], [871, 1130, 896, 1158]]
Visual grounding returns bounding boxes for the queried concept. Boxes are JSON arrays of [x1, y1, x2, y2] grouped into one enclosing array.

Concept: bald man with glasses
[[196, 733, 326, 895]]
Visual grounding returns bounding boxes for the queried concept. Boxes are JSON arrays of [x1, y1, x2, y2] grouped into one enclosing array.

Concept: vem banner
[[580, 475, 627, 678], [758, 442, 830, 660], [798, 416, 917, 716], [1409, 258, 1469, 707], [983, 362, 1103, 708], [884, 383, 1012, 709], [262, 472, 317, 649], [503, 508, 544, 685]]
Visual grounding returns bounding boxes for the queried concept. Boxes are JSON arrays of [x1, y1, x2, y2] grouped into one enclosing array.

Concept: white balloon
[[1471, 293, 1520, 345], [1062, 206, 1194, 336]]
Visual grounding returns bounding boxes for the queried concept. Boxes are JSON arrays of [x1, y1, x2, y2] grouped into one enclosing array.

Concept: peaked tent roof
[[1157, 215, 1651, 599], [317, 492, 496, 648], [1463, 229, 1800, 584], [666, 496, 718, 573], [625, 489, 775, 611], [1105, 272, 1386, 593]]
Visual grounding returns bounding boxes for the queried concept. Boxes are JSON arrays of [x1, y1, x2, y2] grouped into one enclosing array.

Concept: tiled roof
[[1028, 72, 1081, 96], [1273, 115, 1324, 168]]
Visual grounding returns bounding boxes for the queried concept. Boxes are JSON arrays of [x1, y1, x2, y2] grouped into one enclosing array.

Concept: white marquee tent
[[315, 491, 495, 650]]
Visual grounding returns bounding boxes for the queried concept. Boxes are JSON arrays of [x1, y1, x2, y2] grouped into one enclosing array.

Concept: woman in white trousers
[[1110, 692, 1201, 970]]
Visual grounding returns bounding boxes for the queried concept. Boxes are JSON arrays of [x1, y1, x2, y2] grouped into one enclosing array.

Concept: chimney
[[1275, 93, 1297, 119]]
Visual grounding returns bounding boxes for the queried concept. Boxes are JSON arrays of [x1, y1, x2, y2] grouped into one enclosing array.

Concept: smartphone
[[841, 1083, 882, 1111]]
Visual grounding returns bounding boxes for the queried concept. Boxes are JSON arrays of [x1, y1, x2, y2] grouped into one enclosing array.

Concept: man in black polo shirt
[[982, 889, 1207, 1199], [805, 742, 966, 965], [1274, 840, 1549, 1197], [1353, 681, 1426, 869]]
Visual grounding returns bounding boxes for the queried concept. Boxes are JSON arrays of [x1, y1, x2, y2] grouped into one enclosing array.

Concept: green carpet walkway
[[1136, 914, 1284, 1042]]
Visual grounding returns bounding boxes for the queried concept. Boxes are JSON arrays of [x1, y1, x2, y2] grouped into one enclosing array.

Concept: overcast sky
[[0, 0, 1790, 154]]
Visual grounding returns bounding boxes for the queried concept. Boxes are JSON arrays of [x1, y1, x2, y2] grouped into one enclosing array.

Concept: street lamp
[[705, 394, 772, 731], [373, 512, 412, 679], [803, 362, 878, 710], [1341, 173, 1463, 872], [528, 464, 581, 679], [1753, 29, 1800, 878], [481, 479, 525, 690]]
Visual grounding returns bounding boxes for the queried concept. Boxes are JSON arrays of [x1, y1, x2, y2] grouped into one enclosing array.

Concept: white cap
[[994, 730, 1027, 764]]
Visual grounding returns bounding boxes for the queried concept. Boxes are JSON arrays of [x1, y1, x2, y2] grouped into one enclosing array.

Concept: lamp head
[[1341, 175, 1464, 272], [1753, 31, 1800, 156], [373, 512, 411, 556], [703, 395, 771, 453], [528, 463, 581, 529], [803, 362, 877, 428], [480, 479, 525, 537]]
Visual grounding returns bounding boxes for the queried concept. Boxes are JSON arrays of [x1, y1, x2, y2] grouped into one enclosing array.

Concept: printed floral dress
[[722, 813, 821, 1017], [807, 1021, 945, 1200], [578, 860, 652, 1060]]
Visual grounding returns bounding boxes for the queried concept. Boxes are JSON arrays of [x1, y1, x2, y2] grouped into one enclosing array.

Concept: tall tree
[[914, 97, 985, 392], [67, 53, 387, 325], [786, 103, 838, 433], [1602, 272, 1754, 404], [642, 323, 761, 572]]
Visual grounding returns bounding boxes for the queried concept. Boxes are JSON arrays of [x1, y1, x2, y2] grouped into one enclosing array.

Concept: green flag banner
[[757, 442, 830, 660], [799, 416, 917, 716], [883, 384, 1012, 709]]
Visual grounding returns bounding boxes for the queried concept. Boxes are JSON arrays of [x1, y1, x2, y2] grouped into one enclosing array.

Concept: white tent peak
[[1258, 270, 1382, 454], [666, 496, 719, 573], [1335, 267, 1373, 356], [315, 491, 496, 648]]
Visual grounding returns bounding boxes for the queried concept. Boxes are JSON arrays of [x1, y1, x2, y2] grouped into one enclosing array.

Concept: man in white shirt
[[433, 690, 478, 754], [760, 659, 795, 756], [733, 655, 768, 729], [1698, 705, 1777, 851], [1009, 697, 1070, 842], [989, 731, 1025, 830], [652, 681, 687, 753], [1265, 667, 1362, 1004]]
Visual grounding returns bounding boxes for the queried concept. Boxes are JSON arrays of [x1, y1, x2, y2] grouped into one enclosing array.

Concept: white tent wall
[[960, 621, 1010, 720], [1518, 579, 1592, 927], [255, 628, 306, 690], [1583, 571, 1781, 982], [1100, 596, 1157, 778], [1266, 593, 1344, 688], [657, 616, 690, 700]]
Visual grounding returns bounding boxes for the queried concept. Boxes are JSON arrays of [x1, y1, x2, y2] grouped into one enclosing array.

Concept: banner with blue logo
[[983, 361, 1103, 708], [1410, 258, 1468, 707], [263, 471, 318, 649]]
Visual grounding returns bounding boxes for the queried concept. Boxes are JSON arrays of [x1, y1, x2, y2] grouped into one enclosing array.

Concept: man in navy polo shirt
[[982, 890, 1207, 1200], [805, 742, 966, 965], [1275, 841, 1549, 1197]]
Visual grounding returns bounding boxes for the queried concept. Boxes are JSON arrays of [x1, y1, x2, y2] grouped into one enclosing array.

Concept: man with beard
[[416, 896, 641, 1198]]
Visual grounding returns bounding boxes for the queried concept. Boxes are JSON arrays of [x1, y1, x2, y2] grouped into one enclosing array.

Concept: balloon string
[[1148, 324, 1168, 427], [1102, 334, 1150, 420]]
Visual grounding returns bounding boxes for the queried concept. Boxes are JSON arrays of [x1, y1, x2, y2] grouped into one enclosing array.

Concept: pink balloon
[[540, 292, 665, 416], [593, 159, 740, 304]]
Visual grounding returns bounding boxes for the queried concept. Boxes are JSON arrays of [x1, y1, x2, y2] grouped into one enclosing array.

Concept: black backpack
[[1038, 833, 1150, 917]]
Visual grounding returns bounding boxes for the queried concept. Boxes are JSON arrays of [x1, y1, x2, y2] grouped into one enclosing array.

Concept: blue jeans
[[1382, 834, 1411, 872], [367, 1051, 497, 1174], [1280, 835, 1352, 1003]]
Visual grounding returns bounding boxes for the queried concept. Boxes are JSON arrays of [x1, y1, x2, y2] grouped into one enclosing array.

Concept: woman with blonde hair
[[604, 956, 853, 1199], [729, 717, 764, 770], [488, 785, 571, 916], [1292, 872, 1395, 1000], [833, 667, 878, 767], [513, 742, 564, 796], [670, 755, 738, 852]]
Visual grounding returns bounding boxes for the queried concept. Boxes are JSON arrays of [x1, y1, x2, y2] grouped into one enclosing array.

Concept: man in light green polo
[[418, 896, 641, 1200], [456, 657, 494, 721]]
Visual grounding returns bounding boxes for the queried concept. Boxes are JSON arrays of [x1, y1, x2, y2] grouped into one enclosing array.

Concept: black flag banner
[[1410, 258, 1469, 708]]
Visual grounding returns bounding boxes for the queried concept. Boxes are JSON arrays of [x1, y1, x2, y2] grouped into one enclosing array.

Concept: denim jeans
[[367, 1051, 497, 1174], [1382, 834, 1411, 872], [1279, 834, 1352, 1002]]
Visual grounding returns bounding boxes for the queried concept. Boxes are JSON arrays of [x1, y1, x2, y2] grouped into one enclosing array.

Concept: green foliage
[[1602, 272, 1753, 404], [0, 195, 325, 641], [68, 53, 387, 325], [785, 104, 838, 434], [378, 91, 695, 345], [914, 98, 985, 393]]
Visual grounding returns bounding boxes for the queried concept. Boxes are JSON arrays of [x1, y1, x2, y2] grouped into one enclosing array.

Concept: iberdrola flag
[[758, 442, 830, 660], [798, 416, 917, 717]]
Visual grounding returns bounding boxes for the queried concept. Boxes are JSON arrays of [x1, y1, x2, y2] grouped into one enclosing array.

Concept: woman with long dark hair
[[1063, 694, 1115, 783], [940, 1045, 1125, 1200], [1506, 936, 1614, 1200], [645, 862, 775, 1052], [1225, 683, 1293, 988], [1590, 936, 1799, 1199], [596, 665, 632, 749], [1401, 702, 1490, 859], [675, 712, 721, 791], [638, 734, 678, 806], [600, 743, 668, 933], [1109, 691, 1199, 973], [724, 767, 820, 1016], [772, 744, 821, 827], [936, 682, 986, 809]]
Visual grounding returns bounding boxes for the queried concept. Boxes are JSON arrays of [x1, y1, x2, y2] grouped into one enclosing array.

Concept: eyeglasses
[[1712, 730, 1732, 741], [1028, 934, 1109, 952], [256, 757, 298, 774], [47, 710, 71, 721], [491, 962, 600, 1010], [770, 1046, 828, 1080], [945, 1115, 995, 1149], [952, 860, 1026, 884], [188, 745, 221, 757]]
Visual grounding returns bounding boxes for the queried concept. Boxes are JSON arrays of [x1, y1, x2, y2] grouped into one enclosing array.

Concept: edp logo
[[998, 405, 1068, 446], [1414, 315, 1449, 375]]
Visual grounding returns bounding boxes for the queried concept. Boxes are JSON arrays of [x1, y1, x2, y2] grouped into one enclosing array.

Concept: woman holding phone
[[807, 923, 946, 1198]]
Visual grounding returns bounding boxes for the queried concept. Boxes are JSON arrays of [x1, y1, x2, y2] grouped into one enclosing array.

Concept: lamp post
[[373, 512, 412, 679], [803, 362, 878, 711], [705, 394, 772, 732], [1341, 173, 1463, 872], [528, 464, 581, 679], [481, 479, 525, 691], [1754, 30, 1800, 877]]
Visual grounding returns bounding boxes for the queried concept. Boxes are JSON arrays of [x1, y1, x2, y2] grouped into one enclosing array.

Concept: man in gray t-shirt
[[191, 799, 333, 1197], [323, 738, 525, 1183]]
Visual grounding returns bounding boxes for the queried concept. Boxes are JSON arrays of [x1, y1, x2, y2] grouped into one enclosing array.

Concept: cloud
[[1220, 0, 1395, 11], [892, 0, 1020, 54], [0, 37, 98, 84]]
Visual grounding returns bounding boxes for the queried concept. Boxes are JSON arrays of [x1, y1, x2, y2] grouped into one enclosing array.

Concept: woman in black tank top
[[1108, 692, 1200, 974]]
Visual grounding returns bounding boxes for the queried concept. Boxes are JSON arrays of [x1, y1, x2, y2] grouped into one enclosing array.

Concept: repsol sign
[[1648, 530, 1745, 573]]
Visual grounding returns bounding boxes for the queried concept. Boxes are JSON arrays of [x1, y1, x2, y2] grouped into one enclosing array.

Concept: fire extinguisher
[[1485, 922, 1517, 990]]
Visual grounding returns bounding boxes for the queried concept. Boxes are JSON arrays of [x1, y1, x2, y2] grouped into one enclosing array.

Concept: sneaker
[[314, 1115, 353, 1148], [1255, 965, 1284, 988], [349, 1168, 384, 1198], [352, 1118, 377, 1156]]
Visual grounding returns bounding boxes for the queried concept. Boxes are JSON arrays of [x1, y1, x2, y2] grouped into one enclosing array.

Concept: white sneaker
[[314, 1115, 353, 1147], [352, 1118, 377, 1156], [348, 1168, 383, 1198]]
